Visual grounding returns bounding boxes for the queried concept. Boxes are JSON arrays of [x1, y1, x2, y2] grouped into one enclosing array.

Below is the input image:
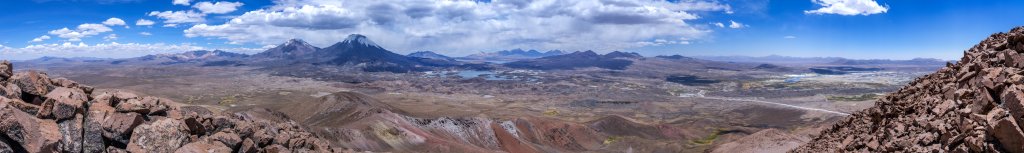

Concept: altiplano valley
[[7, 34, 944, 152], [2, 0, 1020, 152]]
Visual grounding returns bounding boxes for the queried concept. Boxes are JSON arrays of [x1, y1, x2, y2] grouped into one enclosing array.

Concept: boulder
[[82, 106, 107, 153], [56, 114, 83, 153], [2, 97, 39, 115], [0, 106, 61, 153], [101, 111, 144, 144], [126, 118, 192, 153], [115, 96, 170, 115], [42, 87, 87, 120], [0, 84, 19, 100], [10, 71, 53, 100], [174, 140, 233, 153], [210, 131, 242, 149], [0, 61, 10, 83], [239, 138, 259, 153]]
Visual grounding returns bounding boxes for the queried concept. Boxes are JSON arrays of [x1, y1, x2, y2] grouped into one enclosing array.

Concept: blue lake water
[[456, 71, 509, 80]]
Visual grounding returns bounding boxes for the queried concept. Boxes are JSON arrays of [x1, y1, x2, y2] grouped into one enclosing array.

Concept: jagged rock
[[210, 131, 242, 149], [0, 136, 14, 153], [263, 144, 291, 153], [0, 61, 339, 153], [126, 118, 192, 152], [240, 138, 259, 153], [106, 146, 127, 153], [82, 106, 107, 153], [116, 96, 170, 115], [794, 27, 1024, 152], [0, 61, 11, 83], [10, 71, 53, 101], [175, 140, 233, 153], [42, 87, 87, 120], [101, 110, 144, 144], [57, 114, 83, 153], [0, 84, 19, 100], [1, 97, 39, 115], [0, 106, 61, 153]]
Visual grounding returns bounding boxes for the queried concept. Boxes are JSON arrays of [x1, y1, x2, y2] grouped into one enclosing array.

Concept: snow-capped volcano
[[341, 34, 381, 48]]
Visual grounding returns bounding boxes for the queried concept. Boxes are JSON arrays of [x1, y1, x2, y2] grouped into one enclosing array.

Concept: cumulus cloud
[[140, 32, 153, 36], [30, 35, 51, 43], [148, 10, 206, 24], [712, 22, 725, 28], [136, 19, 155, 26], [805, 0, 888, 16], [101, 17, 125, 25], [172, 0, 190, 6], [104, 34, 118, 41], [0, 42, 207, 60], [47, 23, 114, 42], [729, 20, 745, 29], [193, 1, 244, 14], [185, 0, 731, 55]]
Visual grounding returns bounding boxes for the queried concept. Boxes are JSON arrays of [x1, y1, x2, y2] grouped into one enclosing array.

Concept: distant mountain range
[[111, 50, 249, 65], [407, 51, 456, 61], [457, 49, 566, 63], [693, 55, 950, 66], [504, 51, 641, 70], [16, 35, 948, 73]]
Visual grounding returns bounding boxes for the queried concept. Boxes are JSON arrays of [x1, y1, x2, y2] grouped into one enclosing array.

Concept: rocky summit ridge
[[0, 61, 338, 152], [793, 27, 1024, 152]]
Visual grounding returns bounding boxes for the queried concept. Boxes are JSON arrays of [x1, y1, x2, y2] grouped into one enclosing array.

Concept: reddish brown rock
[[126, 118, 192, 153], [10, 71, 53, 99], [0, 106, 61, 153], [794, 27, 1024, 153], [210, 131, 242, 149], [56, 114, 83, 153], [0, 61, 339, 153], [239, 138, 259, 153], [0, 61, 10, 83], [43, 87, 87, 120], [101, 111, 144, 144], [175, 140, 233, 153]]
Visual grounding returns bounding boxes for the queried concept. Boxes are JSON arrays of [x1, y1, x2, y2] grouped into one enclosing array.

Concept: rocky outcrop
[[793, 27, 1024, 152], [0, 62, 339, 152], [711, 129, 808, 153]]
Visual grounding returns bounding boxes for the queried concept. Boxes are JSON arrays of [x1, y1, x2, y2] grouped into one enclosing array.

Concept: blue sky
[[1, 0, 1023, 60]]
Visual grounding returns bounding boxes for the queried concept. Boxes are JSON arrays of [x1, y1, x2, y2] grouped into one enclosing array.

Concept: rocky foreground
[[0, 60, 337, 152], [793, 27, 1024, 152]]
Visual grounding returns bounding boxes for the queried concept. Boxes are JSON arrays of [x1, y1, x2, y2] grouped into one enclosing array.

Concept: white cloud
[[185, 0, 731, 55], [102, 18, 126, 26], [47, 23, 114, 42], [729, 20, 745, 29], [104, 34, 118, 41], [193, 1, 244, 14], [136, 19, 155, 26], [784, 35, 797, 39], [172, 0, 190, 6], [148, 10, 206, 24], [140, 32, 153, 36], [0, 42, 207, 60], [805, 0, 888, 16], [30, 35, 51, 43], [712, 22, 725, 28]]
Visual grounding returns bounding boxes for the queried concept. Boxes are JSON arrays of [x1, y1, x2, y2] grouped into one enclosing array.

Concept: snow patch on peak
[[343, 34, 379, 47], [284, 38, 311, 46]]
